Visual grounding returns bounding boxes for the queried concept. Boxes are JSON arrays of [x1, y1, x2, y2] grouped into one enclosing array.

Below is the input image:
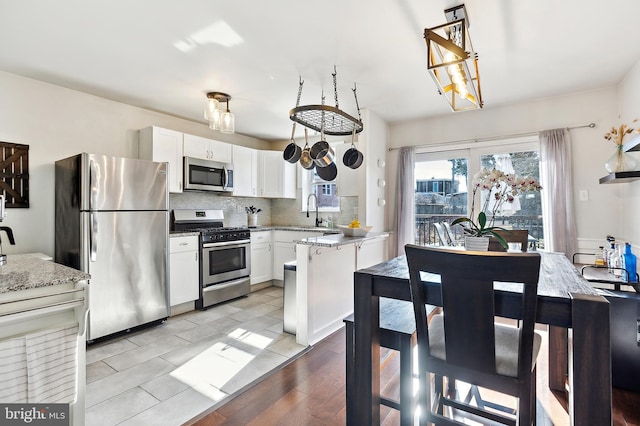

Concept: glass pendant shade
[[221, 111, 235, 134], [208, 107, 222, 130], [204, 98, 219, 120]]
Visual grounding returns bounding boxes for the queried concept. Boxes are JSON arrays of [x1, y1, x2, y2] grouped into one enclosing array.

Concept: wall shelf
[[599, 171, 640, 184], [599, 135, 640, 183], [623, 134, 640, 152]]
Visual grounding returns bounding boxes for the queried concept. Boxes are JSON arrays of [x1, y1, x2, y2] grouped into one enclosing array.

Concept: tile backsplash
[[170, 191, 357, 228]]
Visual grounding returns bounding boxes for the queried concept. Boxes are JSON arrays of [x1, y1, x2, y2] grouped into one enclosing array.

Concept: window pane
[[479, 151, 543, 244], [313, 183, 339, 209], [414, 158, 468, 245]]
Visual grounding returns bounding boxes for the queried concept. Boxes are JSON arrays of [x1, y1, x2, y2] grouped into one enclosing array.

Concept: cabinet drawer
[[170, 236, 199, 253], [251, 231, 272, 244]]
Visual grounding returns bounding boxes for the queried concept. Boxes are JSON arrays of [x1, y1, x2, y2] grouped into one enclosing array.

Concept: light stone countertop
[[0, 254, 90, 294], [295, 232, 389, 247], [249, 226, 341, 234], [169, 231, 200, 237]]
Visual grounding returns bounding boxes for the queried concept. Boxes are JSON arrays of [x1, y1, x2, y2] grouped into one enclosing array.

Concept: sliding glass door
[[414, 137, 544, 248]]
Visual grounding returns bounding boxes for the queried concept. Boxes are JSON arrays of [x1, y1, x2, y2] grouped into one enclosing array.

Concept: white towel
[[0, 335, 27, 402], [25, 324, 78, 403]]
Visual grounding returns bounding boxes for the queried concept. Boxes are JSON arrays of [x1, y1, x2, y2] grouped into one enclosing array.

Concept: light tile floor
[[85, 286, 307, 426]]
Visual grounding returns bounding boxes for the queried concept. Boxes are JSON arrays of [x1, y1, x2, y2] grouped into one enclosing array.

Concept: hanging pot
[[316, 161, 337, 181], [343, 130, 364, 169], [299, 128, 315, 170], [343, 147, 364, 169], [310, 125, 334, 167], [283, 123, 302, 163]]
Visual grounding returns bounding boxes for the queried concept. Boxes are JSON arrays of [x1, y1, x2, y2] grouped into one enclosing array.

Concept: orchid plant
[[452, 168, 542, 249]]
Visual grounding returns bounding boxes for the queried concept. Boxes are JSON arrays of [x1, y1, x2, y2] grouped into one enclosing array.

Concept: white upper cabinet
[[183, 134, 233, 163], [232, 145, 258, 197], [138, 126, 184, 193], [258, 150, 296, 199]]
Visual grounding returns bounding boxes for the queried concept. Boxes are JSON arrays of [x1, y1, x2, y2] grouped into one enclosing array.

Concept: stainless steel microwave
[[184, 156, 234, 192]]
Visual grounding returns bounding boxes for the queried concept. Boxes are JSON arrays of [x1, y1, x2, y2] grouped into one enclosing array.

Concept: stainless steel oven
[[202, 238, 251, 286], [172, 209, 251, 309], [198, 230, 250, 308]]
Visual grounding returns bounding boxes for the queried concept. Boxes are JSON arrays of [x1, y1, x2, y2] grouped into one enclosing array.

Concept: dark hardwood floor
[[186, 327, 640, 425]]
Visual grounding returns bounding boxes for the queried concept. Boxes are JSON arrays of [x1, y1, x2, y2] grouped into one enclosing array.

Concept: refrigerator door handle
[[90, 212, 98, 262], [89, 159, 97, 210]]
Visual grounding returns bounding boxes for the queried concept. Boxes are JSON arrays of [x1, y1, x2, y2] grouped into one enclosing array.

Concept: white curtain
[[539, 129, 577, 257], [394, 146, 415, 256]]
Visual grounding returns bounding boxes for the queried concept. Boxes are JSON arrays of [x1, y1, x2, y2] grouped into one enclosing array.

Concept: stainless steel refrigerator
[[55, 153, 169, 341]]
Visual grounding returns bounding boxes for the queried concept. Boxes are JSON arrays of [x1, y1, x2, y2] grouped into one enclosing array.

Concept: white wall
[[386, 87, 623, 252], [617, 58, 640, 247], [0, 71, 270, 256]]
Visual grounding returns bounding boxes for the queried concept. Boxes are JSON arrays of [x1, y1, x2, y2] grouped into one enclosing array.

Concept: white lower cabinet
[[272, 231, 323, 280], [169, 236, 199, 306], [250, 231, 273, 285]]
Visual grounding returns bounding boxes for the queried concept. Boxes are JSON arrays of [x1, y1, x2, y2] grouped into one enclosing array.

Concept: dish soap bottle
[[623, 243, 638, 283]]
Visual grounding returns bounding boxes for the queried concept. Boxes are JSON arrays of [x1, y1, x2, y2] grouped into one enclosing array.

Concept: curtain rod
[[387, 122, 597, 152]]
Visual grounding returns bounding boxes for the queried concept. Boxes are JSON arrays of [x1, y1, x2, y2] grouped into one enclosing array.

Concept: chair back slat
[[404, 245, 541, 379]]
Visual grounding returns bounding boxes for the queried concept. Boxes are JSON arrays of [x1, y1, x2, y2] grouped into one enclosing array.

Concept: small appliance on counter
[[172, 209, 250, 308], [0, 195, 16, 265]]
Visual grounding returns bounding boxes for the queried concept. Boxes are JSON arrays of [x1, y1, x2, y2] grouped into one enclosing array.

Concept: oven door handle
[[202, 240, 250, 248]]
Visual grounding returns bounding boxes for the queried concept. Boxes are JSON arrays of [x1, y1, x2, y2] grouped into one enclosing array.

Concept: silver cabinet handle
[[90, 212, 98, 262], [179, 242, 188, 246], [195, 252, 198, 261]]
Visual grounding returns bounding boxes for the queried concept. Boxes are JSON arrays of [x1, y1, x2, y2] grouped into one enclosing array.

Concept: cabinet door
[[169, 236, 199, 306], [183, 134, 211, 160], [232, 145, 258, 197], [282, 160, 296, 199], [258, 151, 283, 198], [170, 250, 199, 305], [210, 140, 233, 163], [139, 126, 183, 193], [250, 242, 273, 284], [273, 241, 296, 280]]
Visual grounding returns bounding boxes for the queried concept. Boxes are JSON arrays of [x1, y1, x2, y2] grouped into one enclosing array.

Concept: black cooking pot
[[316, 161, 337, 181], [343, 147, 364, 169]]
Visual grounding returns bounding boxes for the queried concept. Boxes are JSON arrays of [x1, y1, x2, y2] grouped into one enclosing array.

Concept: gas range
[[172, 209, 251, 309], [172, 210, 250, 243]]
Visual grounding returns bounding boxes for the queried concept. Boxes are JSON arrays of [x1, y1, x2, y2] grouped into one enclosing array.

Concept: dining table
[[351, 250, 612, 426]]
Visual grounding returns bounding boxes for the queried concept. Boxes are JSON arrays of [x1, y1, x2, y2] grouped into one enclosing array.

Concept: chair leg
[[345, 322, 355, 425], [399, 336, 415, 426], [518, 367, 536, 426]]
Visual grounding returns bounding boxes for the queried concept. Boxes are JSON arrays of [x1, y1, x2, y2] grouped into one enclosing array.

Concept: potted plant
[[452, 168, 542, 251]]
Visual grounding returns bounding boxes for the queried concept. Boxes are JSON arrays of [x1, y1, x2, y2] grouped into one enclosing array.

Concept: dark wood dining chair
[[344, 298, 418, 425], [492, 229, 529, 252], [404, 245, 542, 426]]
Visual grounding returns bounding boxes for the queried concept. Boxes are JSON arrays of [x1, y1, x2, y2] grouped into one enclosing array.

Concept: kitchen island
[[0, 254, 90, 426], [294, 232, 389, 346]]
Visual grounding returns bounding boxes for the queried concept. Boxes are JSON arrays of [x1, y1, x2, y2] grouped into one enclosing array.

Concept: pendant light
[[204, 92, 234, 133]]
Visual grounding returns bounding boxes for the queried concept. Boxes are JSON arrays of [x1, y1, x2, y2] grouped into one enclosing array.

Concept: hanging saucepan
[[299, 128, 315, 170], [310, 125, 334, 168], [283, 123, 302, 163], [316, 161, 337, 181], [343, 129, 364, 169]]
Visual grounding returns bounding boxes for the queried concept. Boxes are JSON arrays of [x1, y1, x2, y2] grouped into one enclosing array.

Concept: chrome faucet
[[306, 194, 323, 227]]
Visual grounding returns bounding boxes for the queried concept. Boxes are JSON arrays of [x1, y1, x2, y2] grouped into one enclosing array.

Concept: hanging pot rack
[[289, 66, 364, 136]]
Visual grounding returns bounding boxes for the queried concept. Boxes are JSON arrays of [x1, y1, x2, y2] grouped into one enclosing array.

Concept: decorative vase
[[605, 145, 638, 173], [248, 213, 258, 227], [464, 236, 489, 251]]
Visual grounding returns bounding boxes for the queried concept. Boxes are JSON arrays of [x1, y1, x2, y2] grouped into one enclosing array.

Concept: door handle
[[90, 212, 98, 262]]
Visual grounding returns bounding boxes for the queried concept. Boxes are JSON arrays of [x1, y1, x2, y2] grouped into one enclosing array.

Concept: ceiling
[[1, 1, 639, 142]]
